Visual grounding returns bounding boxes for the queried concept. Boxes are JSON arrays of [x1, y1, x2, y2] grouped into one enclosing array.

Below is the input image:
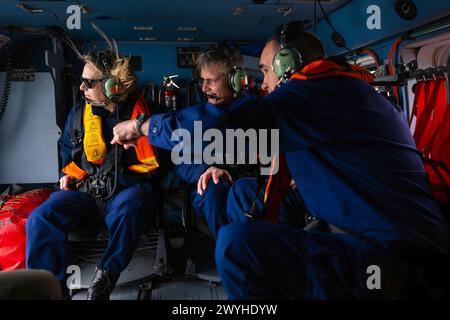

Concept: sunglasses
[[80, 77, 103, 89]]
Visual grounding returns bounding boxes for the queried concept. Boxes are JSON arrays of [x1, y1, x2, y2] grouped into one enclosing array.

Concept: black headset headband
[[278, 21, 310, 48], [279, 23, 289, 49], [220, 43, 239, 71], [208, 42, 239, 71]]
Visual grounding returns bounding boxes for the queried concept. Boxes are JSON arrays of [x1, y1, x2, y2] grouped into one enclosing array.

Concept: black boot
[[86, 267, 120, 300]]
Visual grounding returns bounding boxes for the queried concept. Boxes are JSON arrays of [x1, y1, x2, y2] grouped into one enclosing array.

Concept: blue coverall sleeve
[[147, 111, 179, 150], [146, 103, 227, 151], [57, 106, 76, 177], [145, 90, 314, 157], [145, 104, 219, 184], [227, 86, 315, 152]]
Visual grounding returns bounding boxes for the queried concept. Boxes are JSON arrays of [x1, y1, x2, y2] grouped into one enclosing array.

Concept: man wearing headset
[[213, 22, 450, 299], [188, 44, 304, 238], [113, 21, 449, 299], [26, 50, 162, 300], [176, 43, 249, 241], [112, 43, 304, 240]]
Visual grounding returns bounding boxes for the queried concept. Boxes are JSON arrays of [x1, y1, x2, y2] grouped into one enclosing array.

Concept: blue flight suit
[[26, 98, 160, 281], [214, 76, 450, 299], [147, 102, 234, 239], [175, 161, 233, 240], [146, 76, 450, 298], [148, 102, 303, 238]]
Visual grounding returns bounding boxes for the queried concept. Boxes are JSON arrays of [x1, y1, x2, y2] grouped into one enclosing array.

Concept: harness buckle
[[70, 131, 83, 146], [83, 170, 113, 199]]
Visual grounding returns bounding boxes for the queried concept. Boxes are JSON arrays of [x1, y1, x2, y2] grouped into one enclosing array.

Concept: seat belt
[[262, 154, 292, 223], [70, 104, 84, 167], [243, 154, 291, 223]]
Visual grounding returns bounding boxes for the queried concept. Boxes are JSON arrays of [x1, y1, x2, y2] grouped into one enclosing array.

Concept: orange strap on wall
[[414, 79, 446, 153], [422, 79, 448, 157], [410, 76, 450, 205], [409, 80, 425, 127], [430, 103, 450, 168]]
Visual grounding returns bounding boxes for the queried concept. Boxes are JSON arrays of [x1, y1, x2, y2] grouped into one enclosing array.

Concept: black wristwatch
[[135, 113, 149, 136]]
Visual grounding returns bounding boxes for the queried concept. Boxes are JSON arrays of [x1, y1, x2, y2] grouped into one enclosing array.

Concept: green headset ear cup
[[229, 68, 249, 94], [272, 47, 303, 79], [102, 76, 122, 102]]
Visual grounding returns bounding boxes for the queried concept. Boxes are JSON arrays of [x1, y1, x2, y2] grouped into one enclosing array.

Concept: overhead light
[[177, 26, 198, 32], [232, 6, 245, 15], [79, 5, 91, 14], [177, 37, 194, 41], [17, 3, 44, 14], [133, 26, 154, 31], [139, 37, 156, 41], [277, 7, 295, 16]]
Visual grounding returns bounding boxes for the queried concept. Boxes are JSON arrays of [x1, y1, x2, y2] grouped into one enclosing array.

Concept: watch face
[[136, 113, 145, 121]]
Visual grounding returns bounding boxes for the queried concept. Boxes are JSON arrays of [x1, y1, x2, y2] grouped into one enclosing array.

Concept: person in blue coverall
[[114, 43, 305, 239], [113, 21, 450, 299], [26, 50, 162, 300], [214, 24, 450, 299], [172, 43, 247, 240]]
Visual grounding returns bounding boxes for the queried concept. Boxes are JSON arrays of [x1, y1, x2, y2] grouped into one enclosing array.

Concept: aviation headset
[[95, 51, 124, 103], [216, 43, 252, 95], [272, 22, 304, 82]]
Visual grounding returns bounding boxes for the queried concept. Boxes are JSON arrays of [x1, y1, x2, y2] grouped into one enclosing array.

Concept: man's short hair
[[270, 22, 326, 66], [196, 43, 243, 77]]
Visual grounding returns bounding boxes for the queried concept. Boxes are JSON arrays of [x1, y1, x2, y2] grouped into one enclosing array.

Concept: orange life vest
[[62, 96, 159, 180]]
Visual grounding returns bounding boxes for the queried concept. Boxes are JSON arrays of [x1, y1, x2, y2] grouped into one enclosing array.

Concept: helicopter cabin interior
[[0, 0, 450, 301]]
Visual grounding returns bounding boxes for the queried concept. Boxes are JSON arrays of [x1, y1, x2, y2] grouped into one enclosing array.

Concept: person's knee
[[26, 191, 84, 225], [25, 201, 52, 233], [229, 178, 255, 198], [227, 178, 257, 209], [192, 179, 229, 213], [203, 178, 231, 197]]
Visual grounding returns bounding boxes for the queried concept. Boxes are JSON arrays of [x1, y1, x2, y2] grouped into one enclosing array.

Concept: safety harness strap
[[70, 104, 84, 167], [262, 154, 291, 224]]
